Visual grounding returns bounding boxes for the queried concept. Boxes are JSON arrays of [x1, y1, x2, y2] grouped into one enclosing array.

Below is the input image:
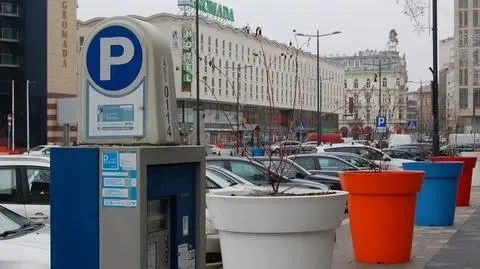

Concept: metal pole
[[379, 57, 382, 116], [474, 90, 477, 150], [431, 0, 440, 155], [316, 30, 321, 146], [195, 0, 200, 145], [11, 80, 14, 151], [26, 80, 30, 151], [237, 64, 241, 154], [64, 123, 70, 146], [419, 80, 423, 141]]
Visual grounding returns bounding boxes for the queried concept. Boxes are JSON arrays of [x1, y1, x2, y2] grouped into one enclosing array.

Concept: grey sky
[[78, 0, 454, 89]]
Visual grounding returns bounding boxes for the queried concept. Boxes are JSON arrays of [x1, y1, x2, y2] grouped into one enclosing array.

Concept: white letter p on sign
[[100, 37, 134, 81]]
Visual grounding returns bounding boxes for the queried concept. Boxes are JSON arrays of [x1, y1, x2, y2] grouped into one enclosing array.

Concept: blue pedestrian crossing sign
[[375, 116, 387, 133], [296, 121, 305, 131], [407, 120, 417, 130]]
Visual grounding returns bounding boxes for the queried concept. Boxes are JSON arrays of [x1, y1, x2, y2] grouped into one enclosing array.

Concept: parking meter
[[50, 16, 205, 269]]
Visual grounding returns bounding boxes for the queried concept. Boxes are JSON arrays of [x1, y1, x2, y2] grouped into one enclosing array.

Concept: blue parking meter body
[[50, 16, 205, 269]]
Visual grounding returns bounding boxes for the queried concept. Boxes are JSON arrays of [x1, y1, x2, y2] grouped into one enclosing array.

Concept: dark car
[[391, 144, 432, 159], [326, 152, 380, 170], [206, 156, 338, 190], [382, 148, 425, 161], [285, 154, 359, 177], [254, 156, 343, 190]]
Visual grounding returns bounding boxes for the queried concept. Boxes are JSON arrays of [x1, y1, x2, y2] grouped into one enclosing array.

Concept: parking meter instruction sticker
[[101, 150, 138, 208], [102, 151, 119, 170]]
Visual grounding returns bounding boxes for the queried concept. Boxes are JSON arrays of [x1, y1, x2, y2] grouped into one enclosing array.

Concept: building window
[[219, 78, 222, 96], [235, 43, 238, 60], [460, 0, 468, 8], [382, 77, 387, 87], [396, 78, 400, 86], [353, 79, 358, 88], [475, 49, 480, 66], [475, 10, 480, 27], [475, 89, 480, 108], [228, 42, 232, 58], [208, 36, 211, 52], [241, 46, 244, 61], [459, 68, 469, 86], [460, 88, 469, 109], [200, 34, 204, 52], [211, 77, 215, 94], [459, 50, 469, 67], [475, 70, 480, 86], [366, 79, 371, 88], [222, 40, 225, 56], [215, 38, 219, 54], [459, 10, 468, 28], [475, 0, 480, 8]]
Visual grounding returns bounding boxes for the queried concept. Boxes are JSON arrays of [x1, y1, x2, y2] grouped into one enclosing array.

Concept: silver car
[[0, 205, 49, 269]]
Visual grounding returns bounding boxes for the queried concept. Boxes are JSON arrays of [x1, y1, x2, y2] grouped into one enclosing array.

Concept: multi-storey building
[[0, 0, 77, 149], [454, 0, 480, 132], [329, 50, 408, 138], [77, 13, 345, 144]]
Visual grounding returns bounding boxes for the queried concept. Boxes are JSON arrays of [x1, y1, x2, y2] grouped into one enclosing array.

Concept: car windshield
[[0, 206, 33, 235], [30, 146, 45, 152], [261, 160, 304, 179], [206, 168, 238, 186], [385, 150, 416, 159]]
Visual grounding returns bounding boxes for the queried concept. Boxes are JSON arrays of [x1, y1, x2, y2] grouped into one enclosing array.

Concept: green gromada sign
[[178, 0, 235, 22]]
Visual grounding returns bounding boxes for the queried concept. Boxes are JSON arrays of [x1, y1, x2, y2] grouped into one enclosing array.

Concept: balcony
[[0, 28, 19, 42], [0, 3, 20, 17], [0, 53, 20, 67]]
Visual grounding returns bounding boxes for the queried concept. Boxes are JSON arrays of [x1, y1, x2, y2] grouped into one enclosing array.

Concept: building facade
[[454, 0, 480, 132], [329, 50, 408, 138], [0, 0, 77, 149], [77, 13, 345, 144]]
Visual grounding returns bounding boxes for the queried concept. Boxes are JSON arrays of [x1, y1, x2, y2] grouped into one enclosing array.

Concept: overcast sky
[[78, 0, 454, 89]]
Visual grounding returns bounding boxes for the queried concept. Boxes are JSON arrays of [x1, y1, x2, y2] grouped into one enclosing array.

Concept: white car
[[22, 145, 60, 156], [0, 155, 50, 224], [0, 205, 49, 269], [316, 143, 415, 170]]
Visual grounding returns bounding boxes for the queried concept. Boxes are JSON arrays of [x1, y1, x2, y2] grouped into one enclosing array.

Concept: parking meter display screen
[[147, 198, 169, 233]]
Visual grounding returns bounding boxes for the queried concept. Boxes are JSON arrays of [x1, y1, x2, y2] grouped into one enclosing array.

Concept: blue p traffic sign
[[86, 25, 143, 92], [102, 151, 119, 170], [407, 120, 417, 130], [376, 116, 387, 128]]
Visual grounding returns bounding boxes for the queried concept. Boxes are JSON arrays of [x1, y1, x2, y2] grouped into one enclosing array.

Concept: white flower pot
[[206, 187, 348, 269], [461, 152, 480, 186]]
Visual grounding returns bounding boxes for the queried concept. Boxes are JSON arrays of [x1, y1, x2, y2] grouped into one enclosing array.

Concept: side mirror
[[382, 156, 391, 162], [413, 157, 423, 161]]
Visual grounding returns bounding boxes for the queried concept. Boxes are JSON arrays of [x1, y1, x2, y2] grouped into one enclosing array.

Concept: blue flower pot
[[403, 161, 464, 226]]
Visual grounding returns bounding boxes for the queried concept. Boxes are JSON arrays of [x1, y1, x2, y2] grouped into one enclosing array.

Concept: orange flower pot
[[429, 156, 477, 207], [340, 170, 424, 264]]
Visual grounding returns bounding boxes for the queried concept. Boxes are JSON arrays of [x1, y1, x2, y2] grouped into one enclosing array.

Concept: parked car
[[206, 144, 221, 155], [326, 152, 380, 170], [0, 205, 49, 269], [22, 145, 60, 156], [206, 165, 255, 189], [286, 154, 359, 177], [206, 156, 331, 190], [388, 134, 417, 147], [301, 141, 319, 151], [316, 143, 415, 170], [391, 145, 432, 160], [0, 155, 50, 224], [440, 144, 478, 156], [382, 148, 425, 161], [254, 156, 343, 190], [268, 140, 302, 154]]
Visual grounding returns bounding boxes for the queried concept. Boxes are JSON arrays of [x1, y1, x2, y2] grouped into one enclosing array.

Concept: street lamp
[[195, 0, 200, 145], [295, 30, 341, 145]]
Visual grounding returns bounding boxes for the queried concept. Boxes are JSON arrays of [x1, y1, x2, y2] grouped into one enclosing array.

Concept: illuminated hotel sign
[[178, 0, 235, 22]]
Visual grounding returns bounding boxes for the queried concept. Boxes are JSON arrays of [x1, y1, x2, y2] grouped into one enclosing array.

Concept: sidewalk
[[332, 187, 480, 269]]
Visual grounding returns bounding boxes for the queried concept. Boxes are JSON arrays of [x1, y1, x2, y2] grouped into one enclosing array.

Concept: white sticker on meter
[[183, 215, 188, 236]]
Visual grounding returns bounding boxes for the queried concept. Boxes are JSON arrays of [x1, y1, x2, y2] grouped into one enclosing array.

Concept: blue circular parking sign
[[86, 25, 143, 92]]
